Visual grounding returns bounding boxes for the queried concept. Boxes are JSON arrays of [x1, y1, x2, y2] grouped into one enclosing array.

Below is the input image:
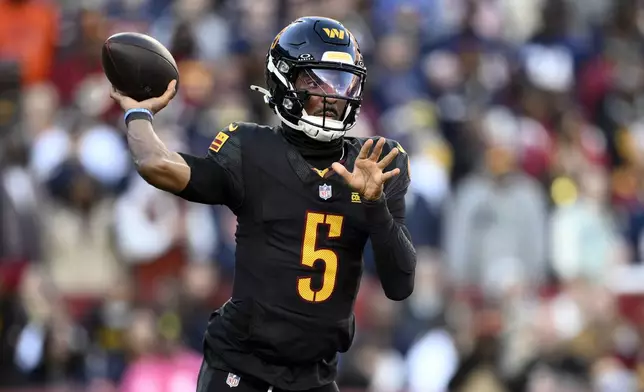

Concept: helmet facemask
[[262, 55, 366, 142]]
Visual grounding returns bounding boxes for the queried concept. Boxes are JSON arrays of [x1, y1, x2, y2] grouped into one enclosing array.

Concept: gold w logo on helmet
[[322, 28, 345, 39]]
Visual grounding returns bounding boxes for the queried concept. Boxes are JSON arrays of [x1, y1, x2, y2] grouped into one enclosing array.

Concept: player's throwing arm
[[102, 33, 191, 193]]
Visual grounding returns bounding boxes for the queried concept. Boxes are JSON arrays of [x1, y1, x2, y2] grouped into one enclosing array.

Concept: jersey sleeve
[[176, 122, 245, 210]]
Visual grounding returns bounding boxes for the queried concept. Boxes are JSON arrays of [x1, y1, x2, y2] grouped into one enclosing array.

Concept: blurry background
[[5, 0, 644, 391]]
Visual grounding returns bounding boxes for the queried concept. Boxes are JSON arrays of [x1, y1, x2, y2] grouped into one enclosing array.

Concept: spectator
[[444, 107, 549, 298], [0, 0, 58, 86]]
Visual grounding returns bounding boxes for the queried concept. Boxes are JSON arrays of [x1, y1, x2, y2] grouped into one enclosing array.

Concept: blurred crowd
[[6, 0, 644, 391]]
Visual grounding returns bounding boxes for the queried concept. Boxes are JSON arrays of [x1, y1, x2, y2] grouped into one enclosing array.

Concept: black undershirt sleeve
[[364, 151, 416, 301]]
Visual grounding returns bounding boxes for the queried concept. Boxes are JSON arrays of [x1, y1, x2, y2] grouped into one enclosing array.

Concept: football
[[102, 32, 179, 102]]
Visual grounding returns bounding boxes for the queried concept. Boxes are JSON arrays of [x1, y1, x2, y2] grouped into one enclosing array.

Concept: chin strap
[[250, 85, 272, 105]]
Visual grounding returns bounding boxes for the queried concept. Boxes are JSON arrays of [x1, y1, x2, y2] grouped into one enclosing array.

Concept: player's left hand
[[332, 137, 400, 201]]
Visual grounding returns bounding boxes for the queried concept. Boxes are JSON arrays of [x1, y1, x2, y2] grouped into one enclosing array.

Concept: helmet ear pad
[[265, 58, 307, 119]]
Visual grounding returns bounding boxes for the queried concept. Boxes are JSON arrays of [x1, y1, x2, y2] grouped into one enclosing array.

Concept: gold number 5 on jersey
[[297, 212, 344, 303]]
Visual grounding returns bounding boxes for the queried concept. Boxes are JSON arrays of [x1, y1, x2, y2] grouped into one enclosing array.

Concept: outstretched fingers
[[381, 168, 401, 182], [369, 137, 386, 161], [377, 146, 399, 169], [358, 138, 373, 160]]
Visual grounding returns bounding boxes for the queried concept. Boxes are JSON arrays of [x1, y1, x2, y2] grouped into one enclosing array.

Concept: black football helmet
[[251, 17, 366, 142]]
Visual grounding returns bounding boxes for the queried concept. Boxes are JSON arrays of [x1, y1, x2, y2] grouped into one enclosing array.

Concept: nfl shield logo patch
[[319, 183, 332, 200], [226, 373, 241, 388]]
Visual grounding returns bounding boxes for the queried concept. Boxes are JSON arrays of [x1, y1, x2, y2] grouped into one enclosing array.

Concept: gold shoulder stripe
[[396, 142, 407, 154], [209, 131, 230, 153]]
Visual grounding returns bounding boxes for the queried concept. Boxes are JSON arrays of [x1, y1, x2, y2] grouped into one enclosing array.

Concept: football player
[[110, 17, 416, 392]]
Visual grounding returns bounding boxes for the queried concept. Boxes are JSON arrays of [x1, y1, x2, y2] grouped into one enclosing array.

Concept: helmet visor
[[298, 68, 362, 99]]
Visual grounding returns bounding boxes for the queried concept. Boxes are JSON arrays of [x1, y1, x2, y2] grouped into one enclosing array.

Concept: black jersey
[[176, 122, 414, 390]]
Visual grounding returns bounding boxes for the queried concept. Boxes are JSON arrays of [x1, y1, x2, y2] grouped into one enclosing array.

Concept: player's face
[[294, 69, 361, 121]]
